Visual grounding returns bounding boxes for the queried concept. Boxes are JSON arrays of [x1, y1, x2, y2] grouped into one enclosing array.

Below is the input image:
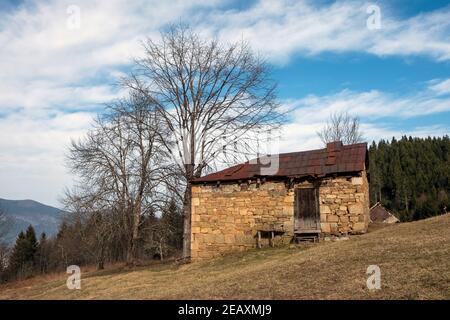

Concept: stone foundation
[[191, 171, 370, 260]]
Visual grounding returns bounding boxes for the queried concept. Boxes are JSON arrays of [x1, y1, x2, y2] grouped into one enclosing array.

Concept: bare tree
[[317, 112, 364, 145], [140, 199, 183, 261], [125, 25, 284, 259], [62, 190, 116, 270], [66, 92, 171, 265]]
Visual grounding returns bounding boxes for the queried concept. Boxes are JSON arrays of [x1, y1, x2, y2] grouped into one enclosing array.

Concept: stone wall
[[190, 181, 294, 260], [318, 171, 370, 235], [191, 171, 370, 260]]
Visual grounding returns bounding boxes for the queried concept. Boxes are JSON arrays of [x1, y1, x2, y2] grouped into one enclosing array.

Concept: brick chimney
[[326, 141, 343, 165], [326, 141, 343, 153]]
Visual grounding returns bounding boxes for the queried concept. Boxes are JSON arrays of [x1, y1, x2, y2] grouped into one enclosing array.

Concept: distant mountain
[[0, 198, 66, 245]]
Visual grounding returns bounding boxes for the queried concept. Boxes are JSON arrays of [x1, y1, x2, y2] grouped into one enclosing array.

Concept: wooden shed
[[370, 202, 400, 224]]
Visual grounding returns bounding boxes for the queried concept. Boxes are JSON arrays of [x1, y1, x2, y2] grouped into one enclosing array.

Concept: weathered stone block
[[321, 222, 331, 233], [320, 187, 331, 193], [327, 215, 339, 222], [348, 203, 363, 214], [192, 197, 200, 206], [352, 222, 366, 232], [192, 226, 200, 234], [330, 223, 339, 233], [351, 177, 363, 185], [215, 234, 225, 243], [320, 205, 331, 214], [224, 234, 235, 244]]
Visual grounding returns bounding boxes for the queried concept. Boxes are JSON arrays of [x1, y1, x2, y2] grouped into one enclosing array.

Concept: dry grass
[[1, 214, 449, 300]]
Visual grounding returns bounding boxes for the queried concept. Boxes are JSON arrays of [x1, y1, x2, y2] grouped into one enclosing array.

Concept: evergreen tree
[[369, 135, 450, 221], [8, 231, 27, 272], [36, 232, 50, 274], [24, 225, 38, 263], [8, 225, 38, 279]]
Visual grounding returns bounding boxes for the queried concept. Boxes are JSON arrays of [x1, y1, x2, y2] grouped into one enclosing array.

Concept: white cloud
[[0, 111, 94, 206], [362, 123, 449, 143], [368, 8, 450, 61], [196, 0, 450, 64], [429, 78, 450, 96], [0, 82, 122, 112], [0, 0, 220, 111], [0, 0, 219, 206], [276, 83, 450, 153], [277, 115, 449, 154], [286, 85, 450, 123]]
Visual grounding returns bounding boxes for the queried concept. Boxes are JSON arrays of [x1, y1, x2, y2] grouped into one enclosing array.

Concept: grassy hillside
[[1, 214, 449, 300]]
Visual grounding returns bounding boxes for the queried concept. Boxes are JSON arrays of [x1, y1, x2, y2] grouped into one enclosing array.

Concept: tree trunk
[[126, 242, 134, 265], [97, 245, 105, 270], [126, 239, 138, 266], [159, 240, 164, 261], [182, 182, 192, 260], [126, 205, 141, 265], [405, 194, 409, 213]]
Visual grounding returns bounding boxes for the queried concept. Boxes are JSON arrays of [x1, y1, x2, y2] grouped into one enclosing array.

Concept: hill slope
[[1, 214, 449, 300], [0, 198, 65, 244]]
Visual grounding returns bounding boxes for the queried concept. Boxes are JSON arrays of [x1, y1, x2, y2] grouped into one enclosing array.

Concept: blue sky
[[0, 0, 449, 206]]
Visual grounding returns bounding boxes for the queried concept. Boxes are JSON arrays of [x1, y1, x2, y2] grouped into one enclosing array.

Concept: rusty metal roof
[[194, 141, 368, 183], [370, 203, 398, 222]]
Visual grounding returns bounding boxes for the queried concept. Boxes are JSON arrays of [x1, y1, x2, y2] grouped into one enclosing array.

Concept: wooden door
[[294, 188, 320, 233]]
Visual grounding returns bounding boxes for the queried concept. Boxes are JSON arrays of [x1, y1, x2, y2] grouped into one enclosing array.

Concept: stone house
[[190, 141, 370, 260]]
